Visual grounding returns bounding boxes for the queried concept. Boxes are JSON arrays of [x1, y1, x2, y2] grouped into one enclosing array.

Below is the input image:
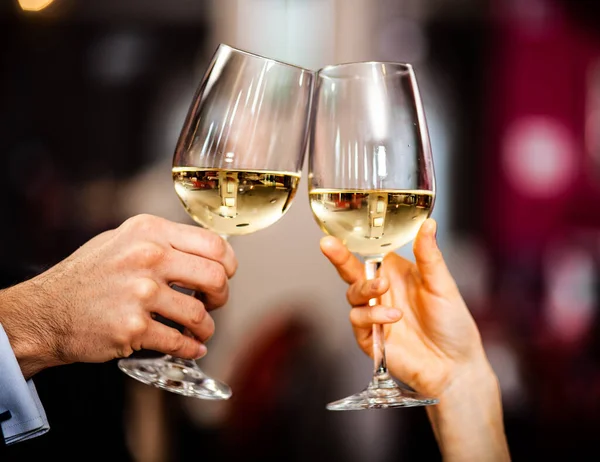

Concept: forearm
[[426, 360, 510, 462], [0, 281, 61, 379]]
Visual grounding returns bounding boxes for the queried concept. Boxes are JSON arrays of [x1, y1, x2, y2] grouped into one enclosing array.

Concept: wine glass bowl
[[172, 45, 312, 237]]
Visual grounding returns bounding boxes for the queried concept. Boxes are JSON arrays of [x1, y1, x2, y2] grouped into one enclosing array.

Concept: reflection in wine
[[310, 189, 434, 257], [173, 167, 301, 236]]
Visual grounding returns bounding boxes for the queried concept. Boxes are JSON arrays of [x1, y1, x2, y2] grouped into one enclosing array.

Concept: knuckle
[[206, 263, 227, 291], [113, 312, 148, 356], [112, 332, 130, 352], [167, 333, 186, 354], [121, 312, 149, 340], [116, 240, 166, 271], [116, 345, 134, 359], [211, 284, 229, 309], [123, 214, 162, 236], [130, 338, 143, 353], [208, 234, 228, 261], [205, 317, 215, 339], [191, 304, 207, 326], [135, 242, 166, 268], [132, 278, 160, 304]]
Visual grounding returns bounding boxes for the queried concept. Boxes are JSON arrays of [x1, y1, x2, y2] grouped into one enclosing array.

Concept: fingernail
[[196, 344, 208, 359], [386, 309, 402, 320], [371, 279, 382, 291]]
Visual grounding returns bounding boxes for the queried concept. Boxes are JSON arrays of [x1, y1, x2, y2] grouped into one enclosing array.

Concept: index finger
[[167, 222, 237, 278], [320, 236, 364, 284]]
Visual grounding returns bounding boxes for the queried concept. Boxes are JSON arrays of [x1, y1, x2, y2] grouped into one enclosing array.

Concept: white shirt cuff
[[0, 323, 49, 445]]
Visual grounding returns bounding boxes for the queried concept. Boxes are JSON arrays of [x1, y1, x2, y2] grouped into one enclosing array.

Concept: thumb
[[413, 219, 458, 297]]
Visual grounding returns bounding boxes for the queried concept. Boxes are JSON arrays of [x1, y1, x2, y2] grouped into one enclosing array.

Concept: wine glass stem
[[365, 257, 388, 384]]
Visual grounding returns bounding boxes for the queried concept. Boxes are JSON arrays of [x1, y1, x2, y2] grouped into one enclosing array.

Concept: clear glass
[[119, 44, 314, 399], [308, 61, 438, 410]]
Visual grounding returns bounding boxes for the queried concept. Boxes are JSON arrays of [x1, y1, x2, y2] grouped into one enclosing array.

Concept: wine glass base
[[326, 376, 438, 411], [118, 357, 232, 400]]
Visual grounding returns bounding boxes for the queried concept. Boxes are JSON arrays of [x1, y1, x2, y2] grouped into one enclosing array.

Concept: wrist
[[438, 354, 499, 406], [427, 355, 510, 461], [0, 280, 63, 378]]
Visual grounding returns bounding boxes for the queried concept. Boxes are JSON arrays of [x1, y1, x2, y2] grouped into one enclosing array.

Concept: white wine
[[173, 168, 301, 236], [310, 189, 435, 256]]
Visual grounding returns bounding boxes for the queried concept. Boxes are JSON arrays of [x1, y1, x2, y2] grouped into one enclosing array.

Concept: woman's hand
[[321, 218, 510, 461], [320, 218, 487, 397]]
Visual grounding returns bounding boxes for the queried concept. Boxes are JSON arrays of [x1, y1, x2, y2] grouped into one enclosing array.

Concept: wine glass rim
[[217, 43, 314, 74], [317, 61, 414, 79]]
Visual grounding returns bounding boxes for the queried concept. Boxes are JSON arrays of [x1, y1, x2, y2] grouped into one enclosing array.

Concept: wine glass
[[119, 44, 314, 399], [308, 61, 438, 410]]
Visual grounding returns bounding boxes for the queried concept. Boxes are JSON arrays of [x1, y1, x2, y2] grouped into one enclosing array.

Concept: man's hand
[[0, 214, 237, 379]]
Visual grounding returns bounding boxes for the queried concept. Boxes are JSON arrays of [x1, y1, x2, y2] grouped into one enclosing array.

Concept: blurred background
[[2, 0, 600, 460]]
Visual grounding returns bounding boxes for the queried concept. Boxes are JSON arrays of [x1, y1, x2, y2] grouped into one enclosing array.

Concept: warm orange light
[[18, 0, 55, 12]]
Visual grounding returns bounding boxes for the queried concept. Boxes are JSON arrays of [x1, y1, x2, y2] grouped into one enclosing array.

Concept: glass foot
[[327, 375, 438, 411], [118, 355, 232, 400]]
